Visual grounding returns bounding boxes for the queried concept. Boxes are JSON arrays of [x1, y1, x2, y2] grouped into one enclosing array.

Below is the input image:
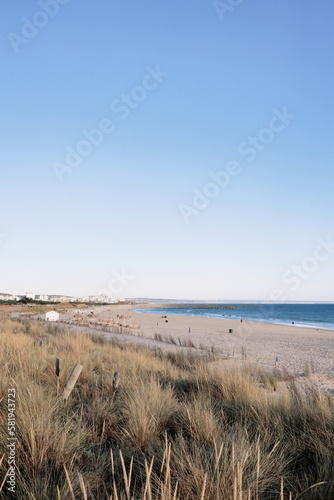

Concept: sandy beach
[[62, 303, 334, 379]]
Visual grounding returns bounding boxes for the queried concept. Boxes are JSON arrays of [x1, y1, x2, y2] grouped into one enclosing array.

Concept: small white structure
[[45, 311, 59, 322]]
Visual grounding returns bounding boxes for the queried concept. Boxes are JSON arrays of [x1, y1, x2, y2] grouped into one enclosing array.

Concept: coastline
[[134, 304, 334, 331], [63, 303, 334, 379], [135, 308, 334, 332]]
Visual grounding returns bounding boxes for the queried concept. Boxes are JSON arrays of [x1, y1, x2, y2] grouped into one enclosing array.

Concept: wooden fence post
[[113, 372, 120, 391], [63, 363, 83, 400], [113, 371, 123, 394], [56, 357, 60, 396]]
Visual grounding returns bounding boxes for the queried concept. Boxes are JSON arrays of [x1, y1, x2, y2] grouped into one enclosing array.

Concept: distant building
[[79, 296, 90, 303], [45, 311, 59, 322], [0, 293, 20, 301], [97, 294, 112, 303], [26, 292, 36, 300], [48, 295, 76, 303], [35, 294, 49, 302]]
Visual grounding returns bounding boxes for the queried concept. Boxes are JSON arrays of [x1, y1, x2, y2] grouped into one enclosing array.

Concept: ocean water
[[138, 304, 334, 331]]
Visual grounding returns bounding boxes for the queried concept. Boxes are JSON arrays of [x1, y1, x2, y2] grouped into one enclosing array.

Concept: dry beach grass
[[0, 315, 333, 499]]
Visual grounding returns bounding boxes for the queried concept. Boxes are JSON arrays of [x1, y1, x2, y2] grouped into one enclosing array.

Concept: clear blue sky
[[1, 0, 333, 300]]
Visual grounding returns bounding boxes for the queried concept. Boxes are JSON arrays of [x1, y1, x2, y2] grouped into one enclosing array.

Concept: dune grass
[[0, 302, 87, 318], [0, 316, 333, 499]]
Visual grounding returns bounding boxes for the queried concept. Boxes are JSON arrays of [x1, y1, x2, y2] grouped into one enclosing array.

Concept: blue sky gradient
[[1, 0, 333, 300]]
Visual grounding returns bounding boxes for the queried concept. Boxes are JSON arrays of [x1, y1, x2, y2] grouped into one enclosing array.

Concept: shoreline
[[134, 308, 334, 333]]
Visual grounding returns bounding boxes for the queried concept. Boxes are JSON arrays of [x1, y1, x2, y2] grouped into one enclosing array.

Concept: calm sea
[[138, 304, 334, 331]]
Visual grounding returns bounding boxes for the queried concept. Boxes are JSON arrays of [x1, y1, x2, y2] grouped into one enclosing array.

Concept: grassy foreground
[[0, 317, 333, 499]]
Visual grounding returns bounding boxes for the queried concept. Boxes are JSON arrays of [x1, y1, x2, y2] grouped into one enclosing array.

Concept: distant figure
[[292, 321, 294, 325], [240, 319, 243, 323], [189, 327, 191, 333]]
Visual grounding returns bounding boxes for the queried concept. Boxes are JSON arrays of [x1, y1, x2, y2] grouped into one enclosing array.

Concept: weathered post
[[113, 372, 120, 391], [112, 371, 123, 394], [63, 363, 83, 400], [56, 357, 60, 396]]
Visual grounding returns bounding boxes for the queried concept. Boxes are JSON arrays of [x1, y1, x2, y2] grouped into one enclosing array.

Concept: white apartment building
[[0, 293, 20, 301], [35, 295, 49, 301]]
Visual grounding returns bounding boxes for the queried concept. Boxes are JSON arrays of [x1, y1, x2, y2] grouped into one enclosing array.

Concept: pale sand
[[63, 303, 334, 380]]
